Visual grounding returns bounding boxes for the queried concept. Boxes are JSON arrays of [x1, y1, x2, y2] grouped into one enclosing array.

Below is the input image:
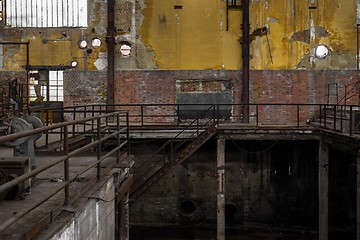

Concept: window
[[0, 0, 3, 24], [48, 71, 63, 101], [29, 70, 63, 102], [5, 0, 87, 27]]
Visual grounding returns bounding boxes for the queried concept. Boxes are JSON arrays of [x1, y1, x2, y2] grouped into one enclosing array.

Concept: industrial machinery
[[0, 115, 43, 200]]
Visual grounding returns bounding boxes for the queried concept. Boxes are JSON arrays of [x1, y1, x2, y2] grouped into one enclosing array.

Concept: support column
[[120, 192, 129, 240], [319, 140, 328, 240], [217, 138, 225, 240], [357, 150, 360, 240]]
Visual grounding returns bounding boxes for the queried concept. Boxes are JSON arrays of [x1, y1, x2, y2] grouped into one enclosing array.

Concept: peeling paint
[[94, 52, 107, 70], [291, 27, 330, 44]]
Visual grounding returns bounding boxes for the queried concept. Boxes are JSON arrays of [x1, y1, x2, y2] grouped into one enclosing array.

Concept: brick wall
[[62, 70, 360, 124], [64, 71, 107, 107]]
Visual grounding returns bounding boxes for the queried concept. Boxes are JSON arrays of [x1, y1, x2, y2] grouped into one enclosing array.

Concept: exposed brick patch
[[8, 69, 358, 124]]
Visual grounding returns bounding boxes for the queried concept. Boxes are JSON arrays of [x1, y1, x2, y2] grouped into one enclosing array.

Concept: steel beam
[[241, 0, 250, 123]]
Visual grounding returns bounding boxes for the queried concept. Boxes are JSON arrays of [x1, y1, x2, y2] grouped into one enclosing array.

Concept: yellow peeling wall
[[141, 0, 357, 70]]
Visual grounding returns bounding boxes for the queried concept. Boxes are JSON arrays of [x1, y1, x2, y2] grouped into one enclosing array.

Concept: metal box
[[0, 157, 30, 199]]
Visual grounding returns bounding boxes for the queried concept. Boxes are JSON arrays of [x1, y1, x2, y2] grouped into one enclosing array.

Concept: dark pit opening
[[225, 203, 238, 223], [180, 200, 196, 217]]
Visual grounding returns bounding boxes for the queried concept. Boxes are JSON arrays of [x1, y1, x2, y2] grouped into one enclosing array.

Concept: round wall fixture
[[315, 44, 329, 59], [71, 61, 78, 67], [179, 200, 196, 217], [78, 39, 87, 49], [91, 38, 102, 48], [120, 44, 131, 56]]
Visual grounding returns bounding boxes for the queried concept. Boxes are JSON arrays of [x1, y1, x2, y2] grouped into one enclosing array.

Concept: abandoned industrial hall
[[0, 0, 359, 239]]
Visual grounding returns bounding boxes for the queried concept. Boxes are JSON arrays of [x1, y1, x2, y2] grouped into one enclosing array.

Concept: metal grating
[[5, 0, 87, 27]]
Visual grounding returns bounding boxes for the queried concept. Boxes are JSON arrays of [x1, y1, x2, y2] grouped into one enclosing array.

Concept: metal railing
[[327, 81, 360, 105], [0, 110, 130, 233], [30, 103, 360, 140]]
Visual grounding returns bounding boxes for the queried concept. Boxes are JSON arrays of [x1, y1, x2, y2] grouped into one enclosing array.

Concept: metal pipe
[[106, 0, 115, 106], [241, 0, 250, 123]]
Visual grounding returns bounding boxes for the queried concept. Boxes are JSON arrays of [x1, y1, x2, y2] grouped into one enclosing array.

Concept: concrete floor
[[0, 145, 112, 239]]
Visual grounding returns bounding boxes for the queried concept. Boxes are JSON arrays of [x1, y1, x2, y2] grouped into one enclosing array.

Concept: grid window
[[49, 71, 63, 101], [5, 0, 87, 27], [0, 1, 3, 24]]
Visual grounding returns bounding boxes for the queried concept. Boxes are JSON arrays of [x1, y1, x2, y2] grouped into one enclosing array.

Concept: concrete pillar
[[357, 150, 360, 240], [217, 138, 225, 240], [120, 192, 129, 240], [319, 140, 328, 240]]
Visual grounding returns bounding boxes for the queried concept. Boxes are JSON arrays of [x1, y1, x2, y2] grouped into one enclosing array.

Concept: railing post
[[117, 113, 120, 164], [141, 105, 144, 126], [340, 105, 343, 132], [72, 107, 76, 137], [63, 126, 70, 206], [345, 86, 348, 105], [177, 104, 180, 126], [126, 112, 130, 155], [214, 104, 217, 124], [83, 106, 87, 132], [327, 84, 330, 104], [297, 105, 300, 128], [97, 118, 101, 179], [324, 105, 327, 128], [197, 118, 199, 136], [333, 105, 337, 131], [91, 105, 95, 130], [170, 140, 174, 163], [256, 105, 259, 127], [350, 105, 353, 135], [319, 104, 322, 125]]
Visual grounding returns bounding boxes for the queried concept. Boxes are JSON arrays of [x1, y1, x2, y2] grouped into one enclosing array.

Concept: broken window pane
[[5, 0, 87, 27]]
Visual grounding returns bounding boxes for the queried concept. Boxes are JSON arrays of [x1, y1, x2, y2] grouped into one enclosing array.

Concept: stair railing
[[131, 105, 217, 195]]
